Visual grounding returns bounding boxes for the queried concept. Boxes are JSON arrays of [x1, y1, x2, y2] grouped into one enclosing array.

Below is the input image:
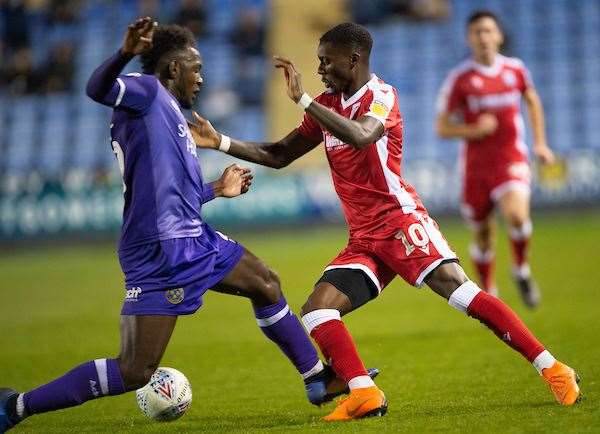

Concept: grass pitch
[[1, 210, 599, 433]]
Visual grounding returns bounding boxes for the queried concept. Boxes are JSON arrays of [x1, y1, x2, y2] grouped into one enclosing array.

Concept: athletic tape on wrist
[[297, 93, 313, 109], [219, 134, 231, 153]]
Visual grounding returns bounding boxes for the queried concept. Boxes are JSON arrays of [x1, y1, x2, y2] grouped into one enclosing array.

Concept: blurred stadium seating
[[1, 0, 599, 239]]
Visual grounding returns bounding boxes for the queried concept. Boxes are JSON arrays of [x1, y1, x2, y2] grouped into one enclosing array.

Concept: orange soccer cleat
[[322, 386, 387, 421], [542, 361, 582, 405]]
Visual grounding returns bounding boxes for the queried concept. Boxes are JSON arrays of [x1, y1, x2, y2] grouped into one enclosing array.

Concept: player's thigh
[[118, 314, 177, 390], [462, 172, 494, 229], [210, 248, 281, 305], [497, 188, 530, 227], [301, 281, 354, 316]]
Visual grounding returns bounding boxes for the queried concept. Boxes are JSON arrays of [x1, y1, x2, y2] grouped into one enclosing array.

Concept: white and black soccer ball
[[136, 367, 192, 421]]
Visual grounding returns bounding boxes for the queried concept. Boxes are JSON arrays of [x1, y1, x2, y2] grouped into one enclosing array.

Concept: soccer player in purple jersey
[[0, 18, 376, 431]]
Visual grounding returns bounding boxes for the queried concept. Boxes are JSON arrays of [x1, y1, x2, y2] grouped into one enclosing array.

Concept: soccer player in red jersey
[[436, 10, 555, 307], [190, 22, 580, 420]]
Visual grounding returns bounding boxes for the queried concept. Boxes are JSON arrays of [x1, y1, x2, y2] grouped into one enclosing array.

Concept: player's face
[[317, 42, 354, 93], [467, 17, 503, 60], [176, 46, 203, 109]]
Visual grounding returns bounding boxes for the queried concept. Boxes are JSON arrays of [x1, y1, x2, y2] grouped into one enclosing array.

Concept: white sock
[[301, 360, 324, 380], [532, 350, 556, 374], [348, 375, 375, 390], [301, 309, 341, 334], [448, 281, 482, 313]]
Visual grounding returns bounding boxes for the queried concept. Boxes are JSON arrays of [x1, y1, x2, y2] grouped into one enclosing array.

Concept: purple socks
[[254, 297, 322, 378], [19, 358, 125, 417]]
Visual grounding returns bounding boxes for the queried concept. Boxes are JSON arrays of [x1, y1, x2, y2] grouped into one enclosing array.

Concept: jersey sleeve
[[104, 73, 158, 112], [517, 63, 535, 93], [363, 86, 399, 130], [297, 103, 323, 142], [436, 71, 463, 114]]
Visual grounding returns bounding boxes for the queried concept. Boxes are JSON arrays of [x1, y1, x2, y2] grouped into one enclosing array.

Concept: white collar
[[340, 74, 378, 109], [471, 55, 504, 77]]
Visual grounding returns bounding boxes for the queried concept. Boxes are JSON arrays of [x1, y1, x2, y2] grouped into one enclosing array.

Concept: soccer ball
[[136, 367, 193, 421]]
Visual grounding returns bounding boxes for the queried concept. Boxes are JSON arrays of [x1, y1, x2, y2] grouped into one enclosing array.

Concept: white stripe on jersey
[[115, 78, 126, 107], [514, 112, 528, 156], [375, 135, 417, 214]]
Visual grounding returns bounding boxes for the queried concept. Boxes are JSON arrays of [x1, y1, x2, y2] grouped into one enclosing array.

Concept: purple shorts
[[119, 225, 244, 316]]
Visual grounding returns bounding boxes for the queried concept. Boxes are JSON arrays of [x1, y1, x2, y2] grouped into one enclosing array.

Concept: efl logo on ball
[[136, 367, 192, 421]]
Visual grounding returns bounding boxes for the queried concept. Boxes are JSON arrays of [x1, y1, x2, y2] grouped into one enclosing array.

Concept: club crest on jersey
[[470, 76, 484, 89], [502, 70, 517, 87], [165, 288, 184, 304]]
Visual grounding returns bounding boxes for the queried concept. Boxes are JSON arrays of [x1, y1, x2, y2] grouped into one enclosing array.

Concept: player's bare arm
[[210, 164, 253, 198], [523, 88, 555, 165], [274, 56, 383, 150], [188, 112, 320, 168], [436, 111, 498, 140]]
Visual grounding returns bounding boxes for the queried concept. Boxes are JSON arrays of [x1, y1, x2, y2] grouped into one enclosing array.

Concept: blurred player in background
[[190, 22, 580, 421], [436, 10, 555, 307], [0, 18, 367, 431]]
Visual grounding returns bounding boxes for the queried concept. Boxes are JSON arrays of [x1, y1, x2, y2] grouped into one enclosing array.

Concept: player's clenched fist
[[473, 113, 498, 139], [122, 17, 157, 57], [274, 56, 304, 103], [216, 164, 254, 198]]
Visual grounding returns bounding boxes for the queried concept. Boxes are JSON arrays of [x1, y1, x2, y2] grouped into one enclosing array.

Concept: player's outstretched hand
[[188, 112, 220, 149], [217, 164, 254, 198], [534, 144, 556, 165], [122, 17, 157, 57], [274, 56, 304, 103]]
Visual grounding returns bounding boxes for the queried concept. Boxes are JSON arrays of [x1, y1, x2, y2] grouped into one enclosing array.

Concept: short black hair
[[319, 22, 373, 56], [140, 24, 196, 74], [467, 10, 503, 31]]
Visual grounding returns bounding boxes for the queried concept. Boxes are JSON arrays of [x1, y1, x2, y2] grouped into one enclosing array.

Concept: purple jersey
[[103, 73, 214, 250]]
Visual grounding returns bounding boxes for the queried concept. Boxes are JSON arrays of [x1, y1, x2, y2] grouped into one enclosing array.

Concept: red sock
[[509, 221, 532, 268], [310, 319, 368, 383], [470, 245, 495, 290], [467, 291, 544, 362], [510, 236, 529, 267]]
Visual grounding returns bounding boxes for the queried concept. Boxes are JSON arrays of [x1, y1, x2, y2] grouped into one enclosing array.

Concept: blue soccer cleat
[[304, 365, 380, 406], [0, 388, 21, 433]]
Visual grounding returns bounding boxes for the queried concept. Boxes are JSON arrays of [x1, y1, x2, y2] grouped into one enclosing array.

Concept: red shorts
[[325, 212, 457, 290], [461, 161, 531, 225]]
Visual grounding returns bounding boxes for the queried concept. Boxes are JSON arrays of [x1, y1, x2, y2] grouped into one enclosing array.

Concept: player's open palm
[[274, 56, 304, 103], [188, 112, 220, 149], [122, 17, 157, 56], [219, 164, 253, 198]]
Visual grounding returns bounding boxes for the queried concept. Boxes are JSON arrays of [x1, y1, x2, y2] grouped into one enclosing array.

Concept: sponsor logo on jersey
[[125, 286, 142, 301], [466, 90, 520, 112], [324, 132, 348, 152], [165, 287, 185, 304]]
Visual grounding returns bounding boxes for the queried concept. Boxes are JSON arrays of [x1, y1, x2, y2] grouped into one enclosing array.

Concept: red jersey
[[437, 55, 534, 173], [298, 74, 426, 239]]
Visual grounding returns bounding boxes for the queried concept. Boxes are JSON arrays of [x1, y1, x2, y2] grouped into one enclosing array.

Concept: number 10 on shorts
[[395, 223, 431, 256]]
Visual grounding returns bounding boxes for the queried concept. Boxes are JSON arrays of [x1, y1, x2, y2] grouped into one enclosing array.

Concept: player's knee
[[426, 262, 469, 299], [507, 214, 528, 230], [118, 357, 159, 391], [252, 268, 282, 305]]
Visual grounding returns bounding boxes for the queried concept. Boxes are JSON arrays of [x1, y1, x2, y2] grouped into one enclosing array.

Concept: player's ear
[[350, 52, 360, 69], [167, 59, 179, 79]]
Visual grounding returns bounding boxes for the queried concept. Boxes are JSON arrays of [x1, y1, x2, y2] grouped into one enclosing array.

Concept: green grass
[[1, 211, 599, 433]]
